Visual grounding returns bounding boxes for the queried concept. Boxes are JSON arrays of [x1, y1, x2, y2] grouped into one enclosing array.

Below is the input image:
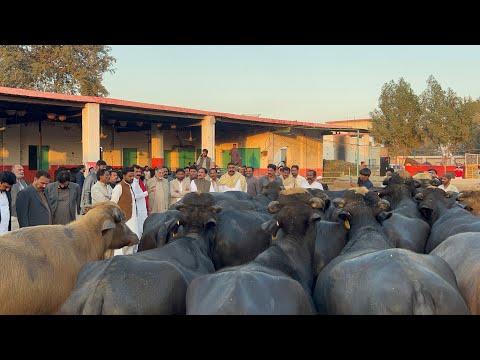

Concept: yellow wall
[[1, 121, 322, 175], [215, 130, 323, 174]]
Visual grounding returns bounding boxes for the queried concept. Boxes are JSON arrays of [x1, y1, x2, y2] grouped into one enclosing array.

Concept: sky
[[102, 45, 480, 124]]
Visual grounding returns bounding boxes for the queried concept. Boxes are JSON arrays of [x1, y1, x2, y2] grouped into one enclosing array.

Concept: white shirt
[[91, 181, 112, 204], [219, 179, 245, 192], [438, 183, 459, 193], [0, 191, 10, 234], [132, 178, 148, 218], [111, 182, 139, 239], [300, 179, 324, 190], [190, 180, 216, 193]]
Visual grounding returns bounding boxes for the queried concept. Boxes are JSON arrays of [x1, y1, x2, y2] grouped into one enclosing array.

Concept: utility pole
[[356, 129, 360, 176]]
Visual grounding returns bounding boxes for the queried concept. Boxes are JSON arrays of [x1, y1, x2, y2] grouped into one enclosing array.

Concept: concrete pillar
[[201, 116, 215, 163], [151, 125, 164, 168], [82, 103, 100, 167]]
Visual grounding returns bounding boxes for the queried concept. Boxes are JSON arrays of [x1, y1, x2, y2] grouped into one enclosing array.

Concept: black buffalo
[[313, 188, 469, 315], [58, 193, 221, 315], [415, 187, 480, 252], [186, 188, 323, 315]]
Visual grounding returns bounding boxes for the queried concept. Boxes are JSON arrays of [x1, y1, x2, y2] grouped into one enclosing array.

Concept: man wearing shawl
[[218, 163, 247, 193]]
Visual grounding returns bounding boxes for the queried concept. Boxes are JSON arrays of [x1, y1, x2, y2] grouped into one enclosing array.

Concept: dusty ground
[[328, 176, 480, 191]]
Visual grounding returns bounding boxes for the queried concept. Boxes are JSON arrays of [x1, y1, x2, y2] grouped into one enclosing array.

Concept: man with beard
[[209, 168, 220, 192], [218, 162, 247, 192], [170, 168, 190, 206], [111, 167, 139, 255], [132, 164, 153, 238], [190, 167, 215, 193], [147, 166, 169, 214]]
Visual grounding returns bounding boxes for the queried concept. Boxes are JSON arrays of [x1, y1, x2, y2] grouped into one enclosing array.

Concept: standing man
[[229, 143, 242, 167], [209, 168, 220, 192], [245, 166, 261, 197], [16, 170, 53, 228], [46, 171, 81, 225], [91, 169, 113, 204], [75, 165, 86, 192], [10, 164, 28, 231], [195, 149, 215, 170], [170, 168, 190, 206], [301, 170, 324, 190], [190, 167, 215, 193], [147, 166, 170, 214], [218, 163, 247, 192], [108, 170, 120, 190], [132, 164, 151, 238], [80, 160, 107, 214], [111, 167, 138, 255], [0, 171, 16, 234]]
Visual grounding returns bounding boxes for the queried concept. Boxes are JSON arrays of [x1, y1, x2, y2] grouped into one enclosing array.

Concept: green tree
[[0, 45, 116, 96], [370, 78, 423, 159], [420, 75, 477, 170]]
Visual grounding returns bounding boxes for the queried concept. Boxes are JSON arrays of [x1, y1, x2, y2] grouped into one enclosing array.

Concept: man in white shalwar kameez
[[132, 165, 150, 244]]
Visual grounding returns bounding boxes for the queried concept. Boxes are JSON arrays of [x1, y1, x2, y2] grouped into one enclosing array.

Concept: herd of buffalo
[[2, 169, 480, 315]]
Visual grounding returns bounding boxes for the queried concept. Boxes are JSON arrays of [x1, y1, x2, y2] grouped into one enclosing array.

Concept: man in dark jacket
[[75, 165, 86, 191], [46, 171, 81, 225], [16, 170, 53, 228]]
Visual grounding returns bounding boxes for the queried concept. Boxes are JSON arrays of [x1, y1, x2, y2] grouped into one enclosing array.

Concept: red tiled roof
[[0, 86, 359, 130]]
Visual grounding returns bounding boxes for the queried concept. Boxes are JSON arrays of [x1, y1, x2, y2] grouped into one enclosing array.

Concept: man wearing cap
[[316, 175, 328, 190], [438, 173, 459, 193]]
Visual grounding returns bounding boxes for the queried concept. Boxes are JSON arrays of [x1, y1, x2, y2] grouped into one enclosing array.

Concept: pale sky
[[102, 45, 480, 124]]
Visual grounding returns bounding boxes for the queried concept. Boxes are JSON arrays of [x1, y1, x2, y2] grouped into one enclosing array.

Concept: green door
[[164, 150, 171, 169], [240, 148, 260, 168], [222, 148, 260, 169], [123, 148, 137, 167], [178, 148, 195, 168], [222, 150, 230, 169], [40, 145, 49, 170]]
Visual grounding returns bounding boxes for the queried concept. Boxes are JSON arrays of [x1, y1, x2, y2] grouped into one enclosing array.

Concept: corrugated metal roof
[[0, 86, 363, 131]]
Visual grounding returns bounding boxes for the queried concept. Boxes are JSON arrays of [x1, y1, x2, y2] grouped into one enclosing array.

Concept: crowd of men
[[0, 149, 329, 243]]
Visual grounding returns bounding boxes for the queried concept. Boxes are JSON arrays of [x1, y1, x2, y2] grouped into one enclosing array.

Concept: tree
[[370, 78, 424, 159], [0, 45, 116, 96], [420, 75, 477, 170]]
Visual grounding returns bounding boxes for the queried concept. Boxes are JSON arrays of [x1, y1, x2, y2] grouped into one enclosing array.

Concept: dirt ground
[[328, 176, 480, 191]]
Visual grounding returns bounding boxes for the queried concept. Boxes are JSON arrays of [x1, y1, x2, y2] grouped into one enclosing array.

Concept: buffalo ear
[[337, 210, 351, 221], [445, 191, 454, 198], [101, 220, 116, 236], [165, 217, 181, 233], [377, 211, 393, 223], [112, 207, 124, 223], [310, 213, 322, 222], [261, 218, 280, 238], [413, 179, 422, 188]]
